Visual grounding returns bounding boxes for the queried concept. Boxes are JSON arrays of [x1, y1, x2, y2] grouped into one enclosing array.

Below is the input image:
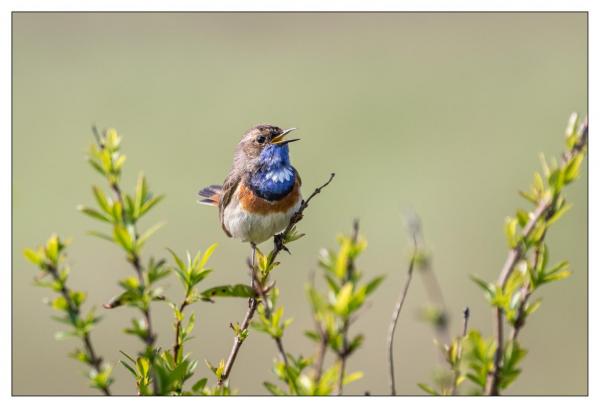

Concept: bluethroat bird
[[198, 125, 302, 246]]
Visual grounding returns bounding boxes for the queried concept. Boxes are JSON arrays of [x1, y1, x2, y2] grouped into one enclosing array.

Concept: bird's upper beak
[[271, 128, 300, 145]]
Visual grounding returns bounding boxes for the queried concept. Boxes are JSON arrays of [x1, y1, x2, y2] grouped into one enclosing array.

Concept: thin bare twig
[[387, 231, 418, 396], [419, 260, 450, 345], [407, 213, 451, 347], [308, 270, 328, 383], [450, 307, 470, 396]]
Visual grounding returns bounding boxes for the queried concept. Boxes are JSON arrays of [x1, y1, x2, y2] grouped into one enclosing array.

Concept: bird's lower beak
[[272, 128, 300, 145]]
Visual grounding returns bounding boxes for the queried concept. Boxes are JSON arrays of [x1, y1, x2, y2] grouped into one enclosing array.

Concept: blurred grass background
[[12, 12, 587, 395]]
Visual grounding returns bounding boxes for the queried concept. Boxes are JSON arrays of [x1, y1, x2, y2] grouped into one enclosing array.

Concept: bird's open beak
[[271, 128, 300, 145]]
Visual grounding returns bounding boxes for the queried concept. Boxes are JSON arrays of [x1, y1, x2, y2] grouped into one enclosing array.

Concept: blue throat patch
[[249, 144, 296, 201]]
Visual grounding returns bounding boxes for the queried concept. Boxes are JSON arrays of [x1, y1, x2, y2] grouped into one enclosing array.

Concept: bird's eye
[[257, 136, 266, 144]]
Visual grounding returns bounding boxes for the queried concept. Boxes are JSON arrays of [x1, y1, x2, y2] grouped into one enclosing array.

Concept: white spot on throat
[[266, 167, 293, 183]]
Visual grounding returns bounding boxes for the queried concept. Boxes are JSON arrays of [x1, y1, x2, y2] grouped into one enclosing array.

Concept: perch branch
[[218, 173, 336, 388]]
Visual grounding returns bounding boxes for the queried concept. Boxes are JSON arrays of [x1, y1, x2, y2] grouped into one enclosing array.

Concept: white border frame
[[2, 2, 595, 407]]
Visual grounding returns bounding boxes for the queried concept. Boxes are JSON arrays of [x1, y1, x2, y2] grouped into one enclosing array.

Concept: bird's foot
[[274, 233, 291, 254]]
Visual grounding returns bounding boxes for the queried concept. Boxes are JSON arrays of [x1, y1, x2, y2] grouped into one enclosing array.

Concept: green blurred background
[[12, 13, 587, 395]]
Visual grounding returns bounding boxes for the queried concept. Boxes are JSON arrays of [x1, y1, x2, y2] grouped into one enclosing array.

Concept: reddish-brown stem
[[485, 119, 587, 395]]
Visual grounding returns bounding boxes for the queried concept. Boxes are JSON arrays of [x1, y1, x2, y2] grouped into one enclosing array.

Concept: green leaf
[[51, 296, 69, 311], [333, 282, 353, 316], [335, 239, 351, 279], [88, 158, 106, 176], [343, 371, 363, 385], [525, 298, 542, 317], [547, 203, 573, 227], [565, 112, 579, 141], [24, 248, 43, 266], [192, 378, 208, 393], [533, 171, 545, 193], [504, 217, 518, 248], [283, 225, 305, 244], [119, 350, 136, 363], [470, 275, 495, 298], [519, 190, 537, 204], [347, 334, 364, 354], [418, 382, 439, 395], [45, 234, 60, 263], [528, 221, 546, 245], [134, 173, 146, 219], [92, 186, 111, 214], [105, 128, 121, 150], [306, 285, 327, 312], [167, 248, 186, 272], [120, 360, 137, 377], [197, 243, 218, 270], [304, 330, 320, 342], [113, 154, 127, 171], [323, 274, 340, 293], [564, 153, 584, 183], [542, 269, 572, 284], [113, 224, 134, 252], [140, 194, 164, 216], [549, 168, 565, 193], [516, 209, 529, 228], [112, 201, 123, 224], [87, 230, 114, 243], [201, 284, 256, 301], [539, 153, 551, 178], [264, 381, 286, 396], [71, 290, 87, 307], [365, 275, 385, 295], [78, 206, 112, 223], [136, 222, 165, 249]]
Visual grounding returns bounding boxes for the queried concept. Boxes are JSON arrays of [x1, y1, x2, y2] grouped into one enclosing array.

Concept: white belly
[[223, 194, 302, 244]]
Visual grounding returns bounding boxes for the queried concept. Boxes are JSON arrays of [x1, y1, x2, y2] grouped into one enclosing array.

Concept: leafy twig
[[335, 219, 359, 395], [217, 173, 336, 388], [218, 246, 258, 386], [83, 127, 167, 395], [485, 116, 588, 395], [25, 235, 113, 395]]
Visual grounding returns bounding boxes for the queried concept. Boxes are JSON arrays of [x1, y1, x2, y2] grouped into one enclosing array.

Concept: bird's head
[[234, 125, 299, 169]]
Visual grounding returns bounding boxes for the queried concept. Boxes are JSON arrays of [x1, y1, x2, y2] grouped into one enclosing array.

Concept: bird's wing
[[292, 166, 302, 186], [218, 171, 242, 237]]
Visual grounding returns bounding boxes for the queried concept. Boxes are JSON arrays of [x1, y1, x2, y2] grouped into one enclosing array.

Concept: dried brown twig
[[387, 229, 419, 396]]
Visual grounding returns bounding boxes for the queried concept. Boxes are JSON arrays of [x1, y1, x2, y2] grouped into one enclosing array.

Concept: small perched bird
[[198, 125, 302, 245]]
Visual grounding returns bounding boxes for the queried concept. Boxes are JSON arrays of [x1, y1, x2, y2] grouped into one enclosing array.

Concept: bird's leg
[[250, 242, 257, 288], [249, 242, 258, 308], [274, 233, 291, 254]]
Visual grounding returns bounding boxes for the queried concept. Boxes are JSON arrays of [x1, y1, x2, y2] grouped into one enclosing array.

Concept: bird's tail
[[198, 184, 222, 206]]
